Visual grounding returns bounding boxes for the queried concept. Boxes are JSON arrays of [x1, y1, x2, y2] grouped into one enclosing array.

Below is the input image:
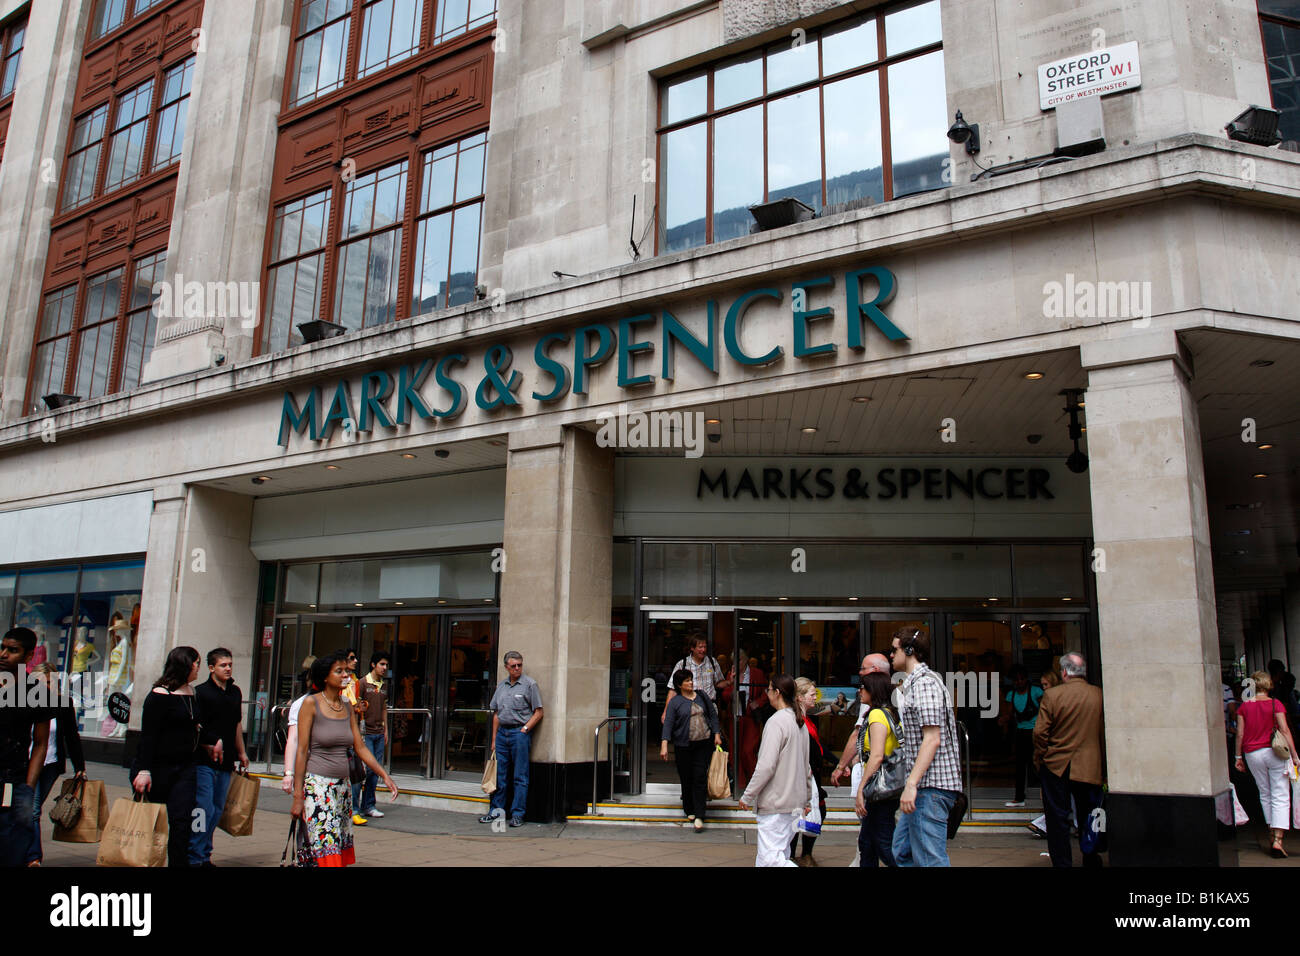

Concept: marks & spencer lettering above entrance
[[277, 266, 903, 446], [697, 464, 1055, 501]]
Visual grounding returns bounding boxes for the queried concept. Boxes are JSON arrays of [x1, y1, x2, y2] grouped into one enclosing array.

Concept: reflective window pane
[[412, 211, 452, 314], [766, 37, 818, 93], [885, 0, 941, 56], [1014, 544, 1086, 603], [824, 71, 883, 206], [821, 17, 878, 76], [714, 53, 763, 110], [75, 561, 146, 739], [662, 74, 706, 124], [767, 88, 822, 212], [642, 543, 711, 603], [712, 104, 763, 242], [1263, 21, 1300, 142], [661, 121, 706, 252], [447, 202, 481, 306], [887, 49, 948, 197], [91, 0, 128, 39], [359, 0, 424, 78]]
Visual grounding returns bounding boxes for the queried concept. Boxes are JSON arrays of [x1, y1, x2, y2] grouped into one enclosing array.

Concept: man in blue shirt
[[1003, 665, 1044, 807], [479, 652, 543, 827]]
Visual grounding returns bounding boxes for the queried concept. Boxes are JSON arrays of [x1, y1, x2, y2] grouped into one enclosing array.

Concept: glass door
[[797, 613, 864, 772], [733, 609, 783, 794], [389, 615, 434, 776], [644, 611, 709, 785], [439, 615, 497, 780], [945, 614, 1013, 789]]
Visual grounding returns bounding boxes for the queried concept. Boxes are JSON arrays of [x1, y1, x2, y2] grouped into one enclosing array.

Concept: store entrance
[[267, 612, 498, 781]]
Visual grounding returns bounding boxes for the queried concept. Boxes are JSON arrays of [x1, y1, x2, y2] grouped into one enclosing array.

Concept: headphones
[[900, 629, 922, 657]]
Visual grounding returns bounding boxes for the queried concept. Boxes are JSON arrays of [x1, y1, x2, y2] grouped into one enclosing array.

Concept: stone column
[[1081, 331, 1231, 866], [140, 0, 292, 382], [497, 425, 614, 820]]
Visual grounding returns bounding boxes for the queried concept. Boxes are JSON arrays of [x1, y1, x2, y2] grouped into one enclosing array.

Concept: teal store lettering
[[278, 266, 903, 445]]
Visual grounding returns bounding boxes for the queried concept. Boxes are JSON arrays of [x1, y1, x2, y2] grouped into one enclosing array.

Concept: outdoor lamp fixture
[[748, 196, 816, 230], [1061, 388, 1088, 474], [42, 393, 81, 410], [298, 319, 347, 343], [1225, 106, 1282, 146], [947, 110, 981, 155]]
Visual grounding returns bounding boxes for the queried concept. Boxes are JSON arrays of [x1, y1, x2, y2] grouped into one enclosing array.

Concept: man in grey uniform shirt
[[479, 651, 543, 827]]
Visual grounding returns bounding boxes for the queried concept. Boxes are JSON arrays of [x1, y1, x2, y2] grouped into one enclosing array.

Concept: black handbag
[[861, 709, 907, 803], [347, 748, 366, 784], [280, 818, 317, 868]]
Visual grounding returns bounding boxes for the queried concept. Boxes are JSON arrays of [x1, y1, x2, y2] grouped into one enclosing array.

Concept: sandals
[[1271, 842, 1288, 859]]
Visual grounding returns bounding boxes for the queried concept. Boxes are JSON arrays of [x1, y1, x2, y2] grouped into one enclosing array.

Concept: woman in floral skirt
[[291, 652, 398, 866]]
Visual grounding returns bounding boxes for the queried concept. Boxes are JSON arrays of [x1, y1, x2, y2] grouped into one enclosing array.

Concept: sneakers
[[365, 808, 385, 818], [509, 817, 524, 827], [478, 811, 501, 824], [693, 819, 704, 833], [1005, 800, 1026, 808], [352, 814, 368, 826]]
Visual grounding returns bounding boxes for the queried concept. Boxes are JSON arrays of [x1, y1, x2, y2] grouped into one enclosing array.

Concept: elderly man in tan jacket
[[1033, 652, 1105, 867]]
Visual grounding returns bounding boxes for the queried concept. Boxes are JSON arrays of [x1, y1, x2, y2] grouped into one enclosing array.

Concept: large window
[[1261, 0, 1300, 142], [59, 55, 196, 211], [657, 0, 946, 253], [90, 0, 168, 41], [289, 0, 496, 108], [262, 131, 486, 352], [27, 252, 166, 412], [1, 15, 23, 97]]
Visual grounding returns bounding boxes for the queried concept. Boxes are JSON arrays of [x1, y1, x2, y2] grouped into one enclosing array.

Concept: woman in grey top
[[661, 670, 721, 832], [291, 652, 397, 866]]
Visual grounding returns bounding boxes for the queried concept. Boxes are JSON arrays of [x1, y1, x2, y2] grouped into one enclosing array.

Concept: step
[[249, 770, 491, 816]]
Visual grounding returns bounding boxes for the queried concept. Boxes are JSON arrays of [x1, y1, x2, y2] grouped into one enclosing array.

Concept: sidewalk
[[34, 762, 1286, 867]]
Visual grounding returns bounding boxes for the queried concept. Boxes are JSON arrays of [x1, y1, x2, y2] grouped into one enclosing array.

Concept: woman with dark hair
[[131, 645, 201, 866], [1002, 664, 1043, 807], [291, 652, 398, 867], [853, 670, 901, 867], [738, 674, 815, 867], [661, 669, 721, 832]]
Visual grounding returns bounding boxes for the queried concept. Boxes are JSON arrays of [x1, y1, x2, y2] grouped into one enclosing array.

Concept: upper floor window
[[59, 54, 197, 212], [289, 0, 496, 108], [1, 16, 24, 98], [1260, 0, 1300, 142], [90, 0, 168, 41], [657, 0, 945, 253], [27, 251, 166, 412], [262, 130, 487, 352]]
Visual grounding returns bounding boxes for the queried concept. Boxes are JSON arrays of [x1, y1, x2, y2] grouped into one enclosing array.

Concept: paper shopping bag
[[53, 779, 109, 843], [708, 747, 731, 800], [96, 796, 168, 867], [218, 770, 260, 836], [481, 751, 498, 794]]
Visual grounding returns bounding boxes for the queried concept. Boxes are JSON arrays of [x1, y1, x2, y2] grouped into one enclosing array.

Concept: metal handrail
[[264, 704, 289, 774], [384, 708, 435, 780], [592, 715, 634, 816], [956, 720, 973, 821]]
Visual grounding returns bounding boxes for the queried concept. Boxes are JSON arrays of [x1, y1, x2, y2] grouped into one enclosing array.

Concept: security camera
[[1026, 434, 1042, 445]]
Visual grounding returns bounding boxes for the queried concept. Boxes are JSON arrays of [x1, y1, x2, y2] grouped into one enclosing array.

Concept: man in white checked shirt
[[661, 633, 730, 719], [889, 627, 963, 867]]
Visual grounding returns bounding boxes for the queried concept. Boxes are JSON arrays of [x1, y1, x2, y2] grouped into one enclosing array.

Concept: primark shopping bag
[[218, 769, 259, 836], [96, 795, 168, 867]]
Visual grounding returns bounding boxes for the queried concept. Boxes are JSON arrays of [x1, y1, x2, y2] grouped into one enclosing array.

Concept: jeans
[[674, 739, 712, 821], [489, 727, 531, 820], [1040, 764, 1102, 867], [28, 764, 62, 863], [858, 797, 899, 867], [891, 787, 957, 867], [1013, 728, 1035, 802], [360, 733, 385, 815], [0, 778, 36, 868], [189, 764, 232, 865]]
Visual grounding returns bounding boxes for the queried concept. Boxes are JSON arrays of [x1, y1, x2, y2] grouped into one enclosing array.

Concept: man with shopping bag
[[0, 628, 51, 867], [217, 768, 259, 837], [192, 648, 250, 865]]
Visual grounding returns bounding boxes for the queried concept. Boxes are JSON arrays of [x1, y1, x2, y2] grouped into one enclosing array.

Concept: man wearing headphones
[[889, 627, 963, 866]]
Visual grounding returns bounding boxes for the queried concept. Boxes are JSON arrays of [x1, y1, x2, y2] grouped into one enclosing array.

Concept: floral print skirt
[[302, 773, 356, 867]]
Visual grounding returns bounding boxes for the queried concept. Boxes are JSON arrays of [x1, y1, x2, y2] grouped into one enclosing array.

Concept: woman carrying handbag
[[27, 663, 86, 865], [1235, 670, 1299, 858], [853, 670, 903, 867]]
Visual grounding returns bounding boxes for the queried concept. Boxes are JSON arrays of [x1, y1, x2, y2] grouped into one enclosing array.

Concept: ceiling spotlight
[[435, 449, 450, 459], [395, 601, 405, 606], [947, 110, 981, 154], [851, 396, 872, 404], [251, 476, 269, 485], [1024, 372, 1045, 381], [325, 464, 340, 471], [1258, 444, 1274, 450], [1253, 473, 1268, 479], [401, 453, 417, 459], [1026, 434, 1043, 445], [1225, 106, 1282, 146], [706, 418, 722, 425], [801, 426, 818, 434]]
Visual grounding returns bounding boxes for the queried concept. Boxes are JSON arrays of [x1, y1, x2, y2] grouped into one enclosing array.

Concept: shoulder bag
[[1270, 699, 1292, 760], [48, 776, 85, 829], [860, 708, 907, 803]]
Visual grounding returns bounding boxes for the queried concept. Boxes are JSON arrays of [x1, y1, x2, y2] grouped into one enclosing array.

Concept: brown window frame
[[0, 8, 28, 168], [89, 0, 172, 45], [654, 3, 945, 254], [282, 0, 498, 115], [1259, 2, 1300, 143]]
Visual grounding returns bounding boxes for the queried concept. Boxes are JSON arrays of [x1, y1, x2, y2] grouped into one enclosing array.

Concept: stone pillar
[[497, 425, 614, 820], [140, 0, 292, 382], [1081, 331, 1231, 866]]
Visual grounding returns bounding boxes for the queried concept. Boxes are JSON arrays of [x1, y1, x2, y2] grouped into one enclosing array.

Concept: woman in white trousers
[[738, 674, 815, 867], [1235, 671, 1298, 857]]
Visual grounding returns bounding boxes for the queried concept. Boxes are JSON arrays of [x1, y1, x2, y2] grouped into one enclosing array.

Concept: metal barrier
[[957, 721, 973, 821], [384, 708, 435, 780], [264, 704, 289, 774], [591, 716, 633, 816]]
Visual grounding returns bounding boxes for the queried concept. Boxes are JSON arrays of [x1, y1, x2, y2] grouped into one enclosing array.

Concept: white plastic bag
[[797, 801, 822, 836]]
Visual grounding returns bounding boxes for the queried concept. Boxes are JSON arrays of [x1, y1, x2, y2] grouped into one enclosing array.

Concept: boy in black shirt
[[0, 628, 50, 867]]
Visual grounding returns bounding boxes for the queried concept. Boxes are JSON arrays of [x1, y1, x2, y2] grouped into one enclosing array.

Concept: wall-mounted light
[[1225, 106, 1282, 146], [947, 110, 981, 155], [298, 320, 347, 343], [42, 393, 81, 410], [1061, 388, 1088, 473]]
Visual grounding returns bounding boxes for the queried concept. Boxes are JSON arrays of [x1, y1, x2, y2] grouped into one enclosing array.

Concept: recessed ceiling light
[[1258, 444, 1274, 450], [918, 597, 928, 602], [437, 599, 446, 604], [309, 604, 316, 608], [988, 597, 1000, 602], [1253, 473, 1268, 479], [801, 426, 817, 434], [435, 449, 450, 459], [852, 396, 872, 404], [706, 418, 722, 425], [1024, 372, 1045, 380], [1250, 359, 1275, 367], [779, 596, 789, 601], [255, 475, 272, 482], [395, 602, 404, 606], [326, 464, 340, 471], [354, 603, 363, 607], [1062, 597, 1072, 601], [849, 597, 858, 601], [1078, 401, 1086, 408], [402, 453, 417, 459]]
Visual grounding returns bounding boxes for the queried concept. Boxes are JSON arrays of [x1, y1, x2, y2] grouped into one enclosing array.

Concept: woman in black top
[[660, 670, 721, 832], [27, 663, 86, 865], [131, 646, 201, 867]]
